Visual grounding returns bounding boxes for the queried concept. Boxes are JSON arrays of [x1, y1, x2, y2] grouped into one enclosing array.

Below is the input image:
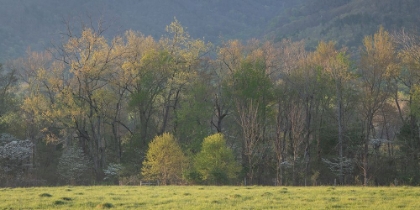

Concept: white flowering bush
[[322, 157, 354, 177], [0, 133, 33, 186], [103, 163, 123, 183], [57, 145, 91, 185]]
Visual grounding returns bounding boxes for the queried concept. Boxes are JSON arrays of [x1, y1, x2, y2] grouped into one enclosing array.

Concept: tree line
[[1, 20, 420, 186]]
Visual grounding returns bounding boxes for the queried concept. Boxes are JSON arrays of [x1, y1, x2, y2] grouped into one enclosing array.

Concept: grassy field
[[0, 185, 419, 209]]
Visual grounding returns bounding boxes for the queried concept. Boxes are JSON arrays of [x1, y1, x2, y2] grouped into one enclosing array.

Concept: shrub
[[194, 133, 241, 185], [57, 145, 91, 185], [141, 133, 186, 185]]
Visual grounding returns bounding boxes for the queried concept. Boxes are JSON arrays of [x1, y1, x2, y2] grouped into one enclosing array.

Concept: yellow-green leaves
[[361, 26, 397, 80], [141, 133, 186, 185], [194, 133, 240, 185]]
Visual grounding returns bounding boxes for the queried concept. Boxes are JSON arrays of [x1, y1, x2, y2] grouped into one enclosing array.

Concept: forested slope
[[2, 0, 419, 60], [0, 0, 296, 61], [267, 0, 420, 50]]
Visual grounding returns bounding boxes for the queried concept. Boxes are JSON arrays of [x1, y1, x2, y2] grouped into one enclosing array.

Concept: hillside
[[267, 0, 420, 51], [1, 1, 420, 61], [0, 0, 297, 61]]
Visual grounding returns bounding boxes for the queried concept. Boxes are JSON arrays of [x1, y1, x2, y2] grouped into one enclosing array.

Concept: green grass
[[0, 186, 419, 209]]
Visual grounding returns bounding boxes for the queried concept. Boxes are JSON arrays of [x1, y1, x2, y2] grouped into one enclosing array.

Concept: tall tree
[[393, 30, 420, 183], [273, 39, 307, 185], [19, 26, 123, 180], [358, 27, 397, 185], [0, 63, 18, 134], [230, 54, 273, 184], [311, 41, 353, 184], [157, 18, 210, 135]]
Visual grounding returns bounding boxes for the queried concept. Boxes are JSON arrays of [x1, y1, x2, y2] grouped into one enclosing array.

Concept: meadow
[[0, 185, 419, 209]]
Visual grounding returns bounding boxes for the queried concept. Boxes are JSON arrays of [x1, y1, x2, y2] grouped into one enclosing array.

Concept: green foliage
[[127, 49, 171, 143], [175, 81, 213, 154], [194, 133, 241, 185], [410, 85, 420, 118], [396, 123, 420, 185], [141, 133, 186, 185], [0, 63, 19, 135], [128, 50, 170, 109], [231, 59, 272, 102]]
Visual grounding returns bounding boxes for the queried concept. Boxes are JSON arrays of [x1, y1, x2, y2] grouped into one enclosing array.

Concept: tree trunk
[[363, 115, 372, 186], [336, 80, 344, 185]]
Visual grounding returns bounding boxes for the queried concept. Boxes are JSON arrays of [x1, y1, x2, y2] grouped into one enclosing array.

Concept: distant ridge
[[0, 0, 296, 61], [266, 0, 420, 51], [1, 0, 419, 61]]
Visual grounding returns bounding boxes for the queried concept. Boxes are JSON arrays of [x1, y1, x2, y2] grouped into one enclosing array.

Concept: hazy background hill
[[0, 0, 296, 61], [267, 0, 420, 51], [1, 0, 420, 61]]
